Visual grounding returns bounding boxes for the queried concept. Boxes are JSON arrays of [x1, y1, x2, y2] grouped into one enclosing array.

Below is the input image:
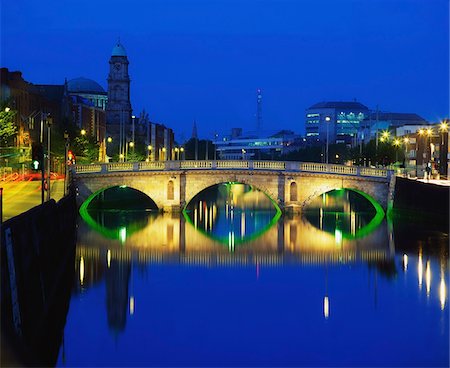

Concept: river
[[57, 184, 449, 366]]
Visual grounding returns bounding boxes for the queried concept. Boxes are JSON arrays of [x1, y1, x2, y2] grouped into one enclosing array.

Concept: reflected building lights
[[129, 296, 135, 315], [439, 276, 446, 310], [79, 256, 85, 285], [319, 208, 323, 230], [241, 212, 246, 238], [403, 254, 408, 271], [194, 208, 198, 229], [335, 229, 342, 246], [350, 211, 356, 236], [119, 227, 127, 244], [418, 254, 423, 289], [425, 261, 431, 296], [228, 231, 235, 252], [323, 296, 329, 319], [107, 249, 111, 268]]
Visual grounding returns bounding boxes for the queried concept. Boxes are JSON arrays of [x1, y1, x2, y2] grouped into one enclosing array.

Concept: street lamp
[[46, 114, 53, 201], [393, 138, 401, 163], [4, 107, 10, 112], [80, 129, 86, 136], [125, 141, 134, 161], [107, 136, 113, 143], [162, 147, 166, 161], [439, 121, 449, 179], [403, 137, 410, 176], [325, 116, 331, 165], [180, 147, 185, 160], [147, 145, 152, 161]]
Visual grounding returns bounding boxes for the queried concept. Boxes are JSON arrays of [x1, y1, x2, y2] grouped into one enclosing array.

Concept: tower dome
[[112, 42, 127, 57]]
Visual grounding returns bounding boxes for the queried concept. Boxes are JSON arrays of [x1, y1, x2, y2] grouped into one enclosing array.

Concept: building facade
[[305, 101, 369, 145], [105, 42, 132, 158], [216, 129, 298, 160]]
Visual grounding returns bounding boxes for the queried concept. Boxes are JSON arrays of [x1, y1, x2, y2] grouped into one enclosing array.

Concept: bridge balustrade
[[253, 161, 286, 170], [359, 167, 388, 178], [73, 164, 102, 173], [107, 162, 134, 172], [72, 160, 390, 179], [138, 161, 166, 170], [216, 160, 249, 169]]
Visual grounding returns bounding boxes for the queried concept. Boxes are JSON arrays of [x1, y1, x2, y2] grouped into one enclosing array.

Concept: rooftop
[[308, 101, 369, 111]]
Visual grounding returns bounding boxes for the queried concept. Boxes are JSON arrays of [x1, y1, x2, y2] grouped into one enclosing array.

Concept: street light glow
[[148, 145, 152, 150], [440, 121, 449, 132], [129, 141, 134, 147], [107, 136, 112, 143], [4, 107, 11, 112], [403, 137, 409, 144], [80, 129, 86, 136], [426, 128, 432, 136], [393, 138, 401, 147]]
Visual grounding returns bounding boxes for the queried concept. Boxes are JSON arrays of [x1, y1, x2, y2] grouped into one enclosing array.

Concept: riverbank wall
[[1, 190, 77, 366], [393, 177, 449, 225]]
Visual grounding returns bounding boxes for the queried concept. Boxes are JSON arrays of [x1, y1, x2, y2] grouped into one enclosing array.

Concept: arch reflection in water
[[184, 183, 281, 248], [303, 189, 384, 240], [79, 185, 158, 241]]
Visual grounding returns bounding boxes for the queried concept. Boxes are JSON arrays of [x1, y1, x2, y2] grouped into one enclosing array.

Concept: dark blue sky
[[2, 0, 448, 140]]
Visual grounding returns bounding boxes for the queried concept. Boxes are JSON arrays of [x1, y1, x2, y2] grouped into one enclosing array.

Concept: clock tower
[[106, 41, 132, 155]]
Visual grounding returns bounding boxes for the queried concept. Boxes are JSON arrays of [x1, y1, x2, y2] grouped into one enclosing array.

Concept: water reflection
[[64, 186, 449, 366], [303, 189, 383, 240], [184, 183, 281, 248]]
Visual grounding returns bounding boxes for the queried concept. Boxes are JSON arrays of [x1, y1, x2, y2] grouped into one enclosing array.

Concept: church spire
[[191, 120, 198, 139]]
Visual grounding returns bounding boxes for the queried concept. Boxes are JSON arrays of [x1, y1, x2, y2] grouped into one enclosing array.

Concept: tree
[[0, 104, 17, 146]]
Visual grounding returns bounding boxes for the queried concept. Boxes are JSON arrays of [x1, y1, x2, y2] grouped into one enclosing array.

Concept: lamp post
[[125, 141, 134, 162], [393, 138, 401, 163], [46, 114, 53, 201], [147, 145, 152, 161], [162, 147, 166, 161], [325, 116, 331, 165], [439, 121, 449, 179], [403, 137, 409, 176], [180, 147, 185, 160], [175, 147, 179, 160], [64, 131, 69, 196]]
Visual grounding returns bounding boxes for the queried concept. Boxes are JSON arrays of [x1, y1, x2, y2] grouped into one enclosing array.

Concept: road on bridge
[[1, 179, 65, 221]]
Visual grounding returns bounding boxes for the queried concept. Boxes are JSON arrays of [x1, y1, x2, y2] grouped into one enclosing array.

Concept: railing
[[72, 160, 391, 180]]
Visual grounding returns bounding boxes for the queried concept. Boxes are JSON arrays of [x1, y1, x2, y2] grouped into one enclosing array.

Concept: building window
[[167, 180, 174, 200], [290, 182, 297, 201]]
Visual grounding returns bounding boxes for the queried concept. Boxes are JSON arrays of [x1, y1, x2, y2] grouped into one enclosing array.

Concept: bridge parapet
[[73, 160, 392, 180]]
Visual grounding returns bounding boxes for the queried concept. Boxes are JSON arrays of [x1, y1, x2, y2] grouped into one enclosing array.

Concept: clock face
[[114, 63, 121, 71]]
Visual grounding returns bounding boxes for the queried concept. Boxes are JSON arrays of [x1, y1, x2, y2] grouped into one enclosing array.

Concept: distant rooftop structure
[[308, 101, 369, 111], [363, 112, 428, 125], [67, 77, 106, 94]]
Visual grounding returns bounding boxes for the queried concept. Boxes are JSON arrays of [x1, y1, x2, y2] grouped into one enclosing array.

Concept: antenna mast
[[256, 88, 262, 135]]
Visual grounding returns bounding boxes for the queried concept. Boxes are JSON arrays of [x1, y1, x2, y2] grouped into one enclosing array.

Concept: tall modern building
[[305, 101, 369, 144], [105, 41, 132, 155]]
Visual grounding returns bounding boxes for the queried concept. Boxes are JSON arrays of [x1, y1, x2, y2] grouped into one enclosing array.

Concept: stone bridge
[[71, 160, 395, 213]]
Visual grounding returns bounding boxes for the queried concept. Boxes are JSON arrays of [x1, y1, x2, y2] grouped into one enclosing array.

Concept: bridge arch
[[183, 172, 282, 210], [183, 181, 281, 213], [79, 185, 159, 213]]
